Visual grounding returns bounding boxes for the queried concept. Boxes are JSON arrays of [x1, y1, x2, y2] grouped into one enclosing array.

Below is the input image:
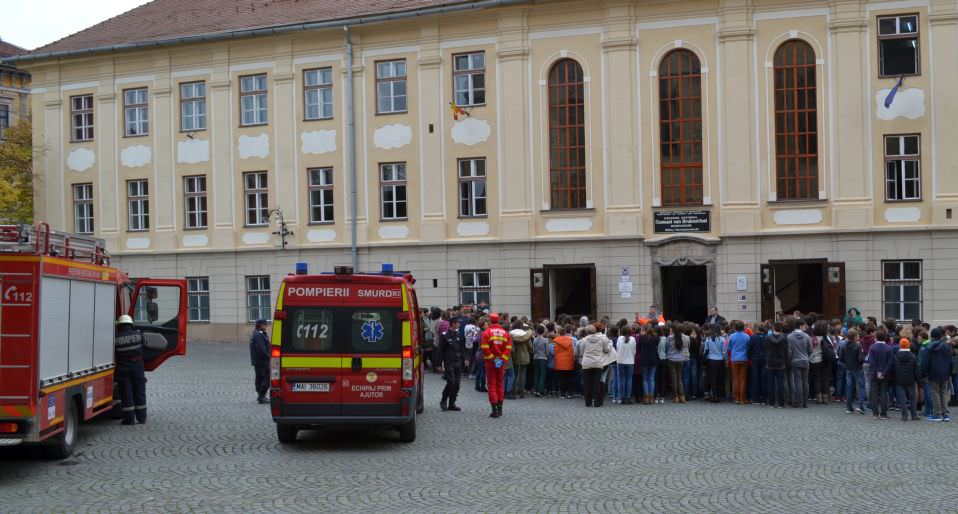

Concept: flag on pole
[[884, 75, 904, 109], [450, 101, 468, 121]]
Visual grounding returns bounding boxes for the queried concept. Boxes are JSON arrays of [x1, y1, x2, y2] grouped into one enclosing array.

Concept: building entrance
[[761, 260, 845, 321], [529, 265, 596, 321], [660, 265, 708, 323]]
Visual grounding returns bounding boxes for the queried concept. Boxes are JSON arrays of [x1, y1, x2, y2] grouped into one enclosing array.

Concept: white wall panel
[[38, 278, 70, 381], [68, 281, 96, 374]]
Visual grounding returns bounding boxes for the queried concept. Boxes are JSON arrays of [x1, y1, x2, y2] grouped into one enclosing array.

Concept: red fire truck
[[0, 223, 187, 458], [269, 264, 424, 443]]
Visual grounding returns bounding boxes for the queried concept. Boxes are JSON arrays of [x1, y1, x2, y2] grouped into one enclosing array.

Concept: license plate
[[292, 382, 330, 392]]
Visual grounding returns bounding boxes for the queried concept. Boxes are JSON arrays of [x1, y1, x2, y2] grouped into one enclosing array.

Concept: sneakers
[[845, 409, 854, 414], [927, 415, 944, 422], [944, 415, 951, 422]]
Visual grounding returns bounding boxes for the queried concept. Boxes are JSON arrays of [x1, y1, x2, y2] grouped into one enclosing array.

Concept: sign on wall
[[653, 210, 710, 233]]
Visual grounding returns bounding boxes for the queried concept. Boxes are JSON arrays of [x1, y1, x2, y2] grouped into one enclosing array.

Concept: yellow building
[[6, 0, 958, 339], [0, 38, 30, 140]]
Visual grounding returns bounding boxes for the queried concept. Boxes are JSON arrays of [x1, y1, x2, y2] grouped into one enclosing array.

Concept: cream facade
[[17, 0, 958, 340]]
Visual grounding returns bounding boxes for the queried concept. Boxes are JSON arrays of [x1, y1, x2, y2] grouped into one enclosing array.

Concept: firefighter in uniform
[[115, 315, 147, 425], [435, 318, 465, 412], [481, 313, 513, 418], [250, 319, 271, 404]]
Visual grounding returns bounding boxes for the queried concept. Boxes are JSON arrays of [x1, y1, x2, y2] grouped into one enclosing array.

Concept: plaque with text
[[653, 210, 710, 233]]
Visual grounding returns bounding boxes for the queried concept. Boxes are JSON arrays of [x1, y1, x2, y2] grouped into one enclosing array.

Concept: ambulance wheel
[[398, 415, 416, 443], [415, 396, 424, 415], [44, 401, 78, 460], [276, 424, 298, 444]]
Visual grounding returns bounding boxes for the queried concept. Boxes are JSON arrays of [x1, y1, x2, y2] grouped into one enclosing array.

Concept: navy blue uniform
[[436, 328, 466, 409], [250, 328, 271, 401], [115, 327, 147, 424]]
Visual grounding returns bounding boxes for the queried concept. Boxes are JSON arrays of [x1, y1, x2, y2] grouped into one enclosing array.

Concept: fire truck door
[[129, 279, 187, 371]]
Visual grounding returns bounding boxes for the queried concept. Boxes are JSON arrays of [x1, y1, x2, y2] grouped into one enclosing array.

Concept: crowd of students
[[423, 305, 958, 421]]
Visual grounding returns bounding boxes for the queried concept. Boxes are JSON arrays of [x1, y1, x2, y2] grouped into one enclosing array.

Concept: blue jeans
[[475, 360, 486, 390], [641, 366, 657, 397], [750, 358, 767, 403], [922, 380, 933, 416], [766, 368, 786, 406], [845, 369, 865, 411], [617, 364, 634, 401], [688, 359, 701, 397], [504, 367, 515, 395], [835, 362, 846, 399], [897, 384, 917, 419]]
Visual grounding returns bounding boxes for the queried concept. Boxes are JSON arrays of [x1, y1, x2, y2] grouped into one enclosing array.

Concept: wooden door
[[760, 264, 775, 322], [530, 268, 549, 321], [823, 262, 846, 321], [588, 266, 597, 321]]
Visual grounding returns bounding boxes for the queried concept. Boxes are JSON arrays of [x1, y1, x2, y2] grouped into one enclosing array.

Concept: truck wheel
[[276, 424, 298, 444], [44, 400, 78, 460], [398, 414, 416, 443]]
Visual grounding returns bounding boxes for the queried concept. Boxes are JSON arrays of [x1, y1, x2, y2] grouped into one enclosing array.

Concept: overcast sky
[[2, 0, 152, 50]]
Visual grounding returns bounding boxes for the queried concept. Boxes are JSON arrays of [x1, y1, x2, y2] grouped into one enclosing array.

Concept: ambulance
[[269, 264, 423, 443]]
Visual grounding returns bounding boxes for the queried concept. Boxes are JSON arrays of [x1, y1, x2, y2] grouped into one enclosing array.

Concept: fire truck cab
[[269, 264, 423, 443], [0, 223, 187, 458]]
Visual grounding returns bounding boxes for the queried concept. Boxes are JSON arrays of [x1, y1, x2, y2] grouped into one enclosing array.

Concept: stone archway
[[646, 236, 719, 322]]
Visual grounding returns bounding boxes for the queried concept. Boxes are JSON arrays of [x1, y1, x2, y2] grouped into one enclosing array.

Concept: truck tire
[[44, 400, 78, 460], [398, 414, 416, 443], [276, 424, 298, 444]]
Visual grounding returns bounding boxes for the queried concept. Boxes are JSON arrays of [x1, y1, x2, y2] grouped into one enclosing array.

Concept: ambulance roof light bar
[[334, 265, 354, 275]]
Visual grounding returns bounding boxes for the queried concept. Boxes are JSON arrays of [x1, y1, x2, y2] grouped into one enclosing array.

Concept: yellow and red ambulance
[[269, 264, 423, 443]]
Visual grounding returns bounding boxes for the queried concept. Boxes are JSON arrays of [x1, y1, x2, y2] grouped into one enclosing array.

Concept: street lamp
[[268, 207, 294, 250]]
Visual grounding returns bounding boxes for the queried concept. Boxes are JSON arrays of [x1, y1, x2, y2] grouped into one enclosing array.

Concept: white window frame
[[453, 51, 486, 106], [127, 179, 150, 231], [184, 175, 208, 229], [187, 276, 210, 322], [458, 158, 487, 217], [244, 171, 269, 226], [123, 88, 149, 137], [877, 14, 920, 77], [73, 183, 94, 234], [884, 134, 921, 201], [882, 260, 922, 322], [304, 68, 333, 120], [458, 270, 491, 306], [71, 94, 94, 142], [379, 163, 407, 220], [240, 74, 268, 126], [246, 275, 271, 322], [180, 81, 207, 131], [376, 60, 407, 114], [308, 167, 334, 223]]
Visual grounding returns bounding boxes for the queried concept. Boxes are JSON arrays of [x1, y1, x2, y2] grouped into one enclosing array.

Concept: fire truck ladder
[[0, 222, 110, 265]]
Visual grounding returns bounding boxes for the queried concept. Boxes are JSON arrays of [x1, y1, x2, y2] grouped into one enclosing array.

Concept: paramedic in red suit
[[481, 313, 513, 418]]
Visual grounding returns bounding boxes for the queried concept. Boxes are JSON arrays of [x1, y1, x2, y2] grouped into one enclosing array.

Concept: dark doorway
[[660, 265, 707, 322], [549, 266, 596, 320], [773, 262, 824, 316]]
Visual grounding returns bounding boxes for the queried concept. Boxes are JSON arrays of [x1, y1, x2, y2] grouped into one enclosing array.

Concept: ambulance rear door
[[281, 306, 342, 416], [339, 307, 404, 417]]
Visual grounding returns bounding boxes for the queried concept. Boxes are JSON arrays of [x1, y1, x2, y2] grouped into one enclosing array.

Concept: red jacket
[[481, 324, 513, 362]]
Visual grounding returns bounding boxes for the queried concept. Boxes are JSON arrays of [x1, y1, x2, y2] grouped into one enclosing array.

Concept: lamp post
[[268, 207, 293, 250]]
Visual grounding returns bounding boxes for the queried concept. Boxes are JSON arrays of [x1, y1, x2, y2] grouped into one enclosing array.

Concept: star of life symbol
[[361, 320, 385, 343]]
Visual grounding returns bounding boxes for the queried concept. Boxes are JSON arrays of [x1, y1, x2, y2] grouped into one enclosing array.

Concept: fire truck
[[0, 223, 187, 458], [269, 264, 424, 443]]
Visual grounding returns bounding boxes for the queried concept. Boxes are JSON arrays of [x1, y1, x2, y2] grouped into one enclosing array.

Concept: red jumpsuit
[[481, 323, 513, 405]]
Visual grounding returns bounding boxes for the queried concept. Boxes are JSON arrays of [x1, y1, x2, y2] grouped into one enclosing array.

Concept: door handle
[[351, 357, 362, 372]]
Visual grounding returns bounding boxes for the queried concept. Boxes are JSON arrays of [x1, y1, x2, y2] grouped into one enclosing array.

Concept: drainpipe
[[345, 27, 358, 272]]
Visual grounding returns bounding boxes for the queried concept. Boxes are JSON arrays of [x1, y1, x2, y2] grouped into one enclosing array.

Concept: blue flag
[[884, 75, 904, 109]]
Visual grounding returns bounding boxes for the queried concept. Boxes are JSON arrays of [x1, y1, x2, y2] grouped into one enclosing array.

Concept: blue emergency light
[[382, 263, 394, 273], [295, 262, 308, 275]]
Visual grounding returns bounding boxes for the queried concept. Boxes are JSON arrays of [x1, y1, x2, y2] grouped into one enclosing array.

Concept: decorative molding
[[152, 87, 172, 97], [717, 27, 755, 42], [272, 73, 294, 84], [96, 93, 116, 103], [417, 56, 442, 68], [601, 36, 637, 51], [928, 12, 958, 26], [496, 48, 529, 61], [44, 99, 62, 109], [828, 19, 868, 33], [210, 80, 231, 91]]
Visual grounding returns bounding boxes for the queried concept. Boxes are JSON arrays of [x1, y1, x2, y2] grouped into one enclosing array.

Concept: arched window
[[773, 40, 818, 200], [659, 50, 704, 206], [548, 59, 586, 209]]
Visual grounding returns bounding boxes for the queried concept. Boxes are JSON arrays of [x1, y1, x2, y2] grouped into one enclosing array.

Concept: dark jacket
[[868, 342, 895, 380], [249, 329, 270, 366], [435, 328, 466, 369], [841, 340, 864, 371], [894, 350, 918, 386], [749, 333, 767, 361], [764, 333, 788, 370], [638, 334, 660, 368], [703, 314, 726, 327], [116, 327, 144, 361], [922, 339, 953, 382], [820, 335, 837, 367]]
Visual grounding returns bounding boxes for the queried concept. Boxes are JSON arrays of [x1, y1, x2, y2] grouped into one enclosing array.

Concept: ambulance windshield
[[285, 307, 401, 354]]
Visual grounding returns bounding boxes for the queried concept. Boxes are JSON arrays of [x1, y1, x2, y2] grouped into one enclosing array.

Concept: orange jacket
[[481, 324, 513, 362], [638, 315, 665, 326], [553, 335, 575, 371]]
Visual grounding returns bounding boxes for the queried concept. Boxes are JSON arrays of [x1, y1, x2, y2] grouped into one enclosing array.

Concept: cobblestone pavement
[[2, 341, 956, 513]]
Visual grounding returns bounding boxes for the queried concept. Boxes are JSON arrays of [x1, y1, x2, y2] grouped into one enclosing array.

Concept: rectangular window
[[458, 158, 486, 217], [459, 270, 491, 306], [180, 81, 207, 131], [884, 134, 921, 201], [376, 60, 407, 114], [379, 163, 407, 220], [73, 183, 94, 234], [123, 88, 149, 137], [453, 51, 485, 106], [127, 179, 150, 231], [878, 14, 920, 77], [882, 260, 922, 321], [308, 167, 334, 223], [184, 175, 208, 229], [187, 277, 210, 322], [304, 68, 333, 120], [244, 171, 269, 226], [240, 74, 268, 126], [246, 275, 271, 322], [0, 104, 9, 139], [71, 94, 94, 142]]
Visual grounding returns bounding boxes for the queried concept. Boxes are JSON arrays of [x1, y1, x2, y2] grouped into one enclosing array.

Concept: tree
[[0, 120, 36, 223]]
